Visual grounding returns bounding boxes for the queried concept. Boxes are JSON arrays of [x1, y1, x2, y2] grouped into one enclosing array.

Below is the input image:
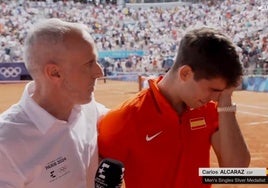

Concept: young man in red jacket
[[98, 27, 250, 188]]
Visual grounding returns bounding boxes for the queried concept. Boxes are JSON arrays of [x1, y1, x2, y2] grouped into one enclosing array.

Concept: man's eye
[[87, 61, 94, 67]]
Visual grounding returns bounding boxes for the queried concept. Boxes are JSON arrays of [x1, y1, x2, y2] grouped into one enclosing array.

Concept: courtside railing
[[1, 63, 268, 92]]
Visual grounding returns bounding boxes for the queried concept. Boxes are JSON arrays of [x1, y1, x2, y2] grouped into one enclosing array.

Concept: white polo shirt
[[0, 82, 109, 188]]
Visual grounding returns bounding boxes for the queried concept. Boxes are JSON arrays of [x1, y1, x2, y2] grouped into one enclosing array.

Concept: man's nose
[[93, 63, 104, 78], [210, 91, 221, 102]]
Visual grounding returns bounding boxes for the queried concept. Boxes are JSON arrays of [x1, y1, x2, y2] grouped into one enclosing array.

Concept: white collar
[[19, 81, 70, 134]]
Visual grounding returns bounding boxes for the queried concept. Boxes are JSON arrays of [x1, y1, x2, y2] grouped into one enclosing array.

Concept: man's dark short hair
[[172, 27, 242, 87]]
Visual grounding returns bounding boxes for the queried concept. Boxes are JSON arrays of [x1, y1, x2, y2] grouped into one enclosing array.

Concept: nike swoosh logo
[[146, 131, 163, 141]]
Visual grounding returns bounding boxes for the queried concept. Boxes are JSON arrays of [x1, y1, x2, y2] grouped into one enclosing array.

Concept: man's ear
[[179, 65, 193, 81], [44, 63, 61, 80]]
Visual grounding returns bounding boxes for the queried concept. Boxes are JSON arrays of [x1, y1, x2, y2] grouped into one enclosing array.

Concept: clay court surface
[[0, 80, 268, 188]]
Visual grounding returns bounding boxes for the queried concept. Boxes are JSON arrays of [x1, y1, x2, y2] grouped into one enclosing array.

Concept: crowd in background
[[1, 0, 268, 75]]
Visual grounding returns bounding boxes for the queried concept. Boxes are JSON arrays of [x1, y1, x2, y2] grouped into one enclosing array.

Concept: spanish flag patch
[[190, 117, 206, 130]]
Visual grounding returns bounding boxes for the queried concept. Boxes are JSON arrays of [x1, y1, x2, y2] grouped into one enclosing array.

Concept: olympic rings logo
[[0, 67, 22, 78]]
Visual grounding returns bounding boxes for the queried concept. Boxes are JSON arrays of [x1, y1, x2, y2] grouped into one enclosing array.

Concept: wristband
[[217, 104, 236, 113]]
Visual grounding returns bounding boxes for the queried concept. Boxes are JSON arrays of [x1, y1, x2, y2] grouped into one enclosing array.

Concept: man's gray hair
[[23, 18, 92, 78]]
